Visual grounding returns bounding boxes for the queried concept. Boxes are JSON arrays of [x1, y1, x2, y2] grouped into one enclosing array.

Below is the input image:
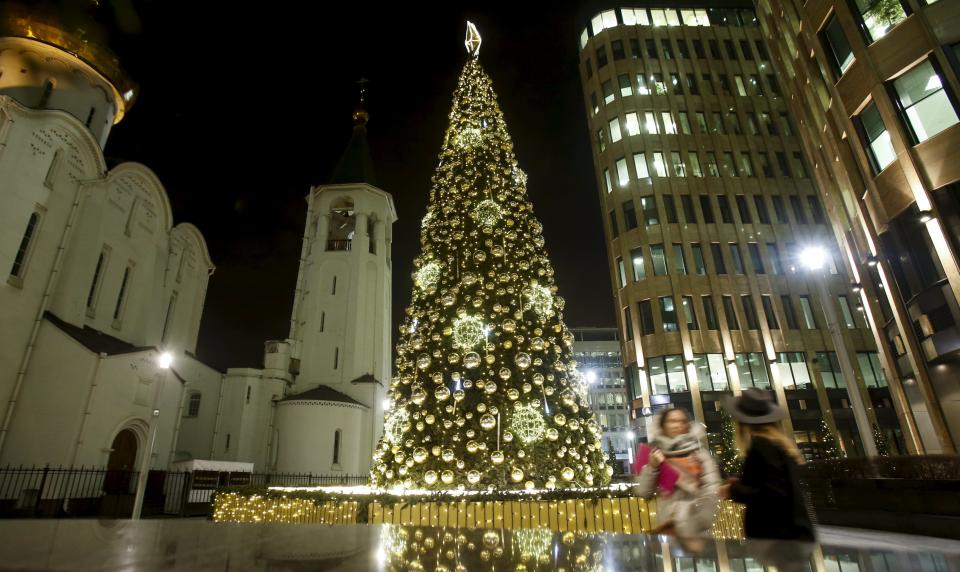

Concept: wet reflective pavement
[[0, 520, 957, 571]]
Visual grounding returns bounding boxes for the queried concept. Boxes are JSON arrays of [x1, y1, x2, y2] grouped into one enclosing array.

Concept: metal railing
[[800, 455, 960, 481], [0, 466, 367, 519], [800, 455, 960, 514], [326, 239, 352, 251]]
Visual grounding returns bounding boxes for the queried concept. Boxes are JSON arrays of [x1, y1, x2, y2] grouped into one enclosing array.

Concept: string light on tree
[[511, 401, 547, 444], [415, 261, 441, 291], [452, 315, 486, 350], [371, 22, 610, 491]]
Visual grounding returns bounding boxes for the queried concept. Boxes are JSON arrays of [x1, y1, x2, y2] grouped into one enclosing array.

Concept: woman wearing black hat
[[718, 388, 816, 541]]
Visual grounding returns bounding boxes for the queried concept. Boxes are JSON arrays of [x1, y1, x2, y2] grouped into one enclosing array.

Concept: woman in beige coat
[[633, 408, 720, 538]]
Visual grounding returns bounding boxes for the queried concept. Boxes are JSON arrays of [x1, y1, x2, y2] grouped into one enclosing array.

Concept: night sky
[[96, 2, 616, 370]]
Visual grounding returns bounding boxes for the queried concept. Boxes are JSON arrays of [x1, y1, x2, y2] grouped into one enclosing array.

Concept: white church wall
[[274, 400, 365, 474], [0, 321, 94, 467], [0, 322, 182, 469], [211, 369, 281, 469], [170, 355, 224, 463], [75, 351, 183, 469], [49, 164, 173, 348], [0, 98, 106, 461]]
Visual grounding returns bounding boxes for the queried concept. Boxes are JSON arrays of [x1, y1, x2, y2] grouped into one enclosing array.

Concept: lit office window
[[857, 352, 888, 388], [652, 152, 668, 177], [891, 60, 960, 143], [660, 296, 679, 332], [625, 112, 641, 136], [645, 111, 660, 133], [631, 247, 646, 280], [736, 352, 771, 389], [662, 112, 677, 134], [618, 74, 633, 97], [853, 0, 905, 42], [692, 353, 728, 390], [634, 152, 650, 178], [776, 352, 812, 388], [616, 157, 630, 186], [609, 117, 622, 143], [856, 102, 896, 173], [651, 243, 667, 275], [822, 15, 855, 77], [671, 152, 686, 177], [816, 351, 845, 388]]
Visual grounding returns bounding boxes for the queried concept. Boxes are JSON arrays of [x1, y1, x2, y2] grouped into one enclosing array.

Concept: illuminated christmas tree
[[872, 423, 890, 457], [371, 23, 611, 491], [716, 411, 742, 476], [817, 419, 845, 460]]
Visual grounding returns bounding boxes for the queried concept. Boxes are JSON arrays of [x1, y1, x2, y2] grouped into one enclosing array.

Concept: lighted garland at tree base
[[212, 486, 745, 540]]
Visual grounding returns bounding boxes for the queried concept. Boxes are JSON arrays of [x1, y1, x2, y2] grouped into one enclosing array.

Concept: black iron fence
[[0, 466, 367, 519], [800, 455, 960, 482], [800, 455, 960, 538]]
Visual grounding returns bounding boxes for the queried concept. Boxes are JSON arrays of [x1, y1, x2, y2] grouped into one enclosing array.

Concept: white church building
[[0, 17, 395, 478]]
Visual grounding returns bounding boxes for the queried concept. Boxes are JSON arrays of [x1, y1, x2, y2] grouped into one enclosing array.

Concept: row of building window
[[592, 69, 780, 109], [626, 290, 862, 339], [640, 350, 886, 396], [571, 350, 622, 369], [609, 191, 825, 237], [595, 97, 792, 139], [616, 240, 838, 286], [581, 7, 760, 51], [602, 148, 806, 186], [819, 19, 960, 173], [587, 33, 771, 74]]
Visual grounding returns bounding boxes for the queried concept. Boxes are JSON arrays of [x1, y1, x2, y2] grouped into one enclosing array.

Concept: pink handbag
[[633, 443, 681, 495]]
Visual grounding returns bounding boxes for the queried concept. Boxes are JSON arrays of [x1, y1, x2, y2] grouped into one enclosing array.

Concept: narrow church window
[[320, 311, 325, 332], [186, 392, 201, 417], [333, 430, 342, 464], [332, 276, 337, 295], [113, 265, 133, 322], [44, 149, 62, 189], [225, 434, 231, 451], [334, 347, 339, 369], [368, 223, 376, 254], [161, 292, 177, 344], [38, 80, 53, 108], [9, 211, 41, 286], [175, 249, 187, 283], [246, 386, 251, 404], [125, 198, 140, 237], [85, 107, 95, 128], [87, 247, 110, 314]]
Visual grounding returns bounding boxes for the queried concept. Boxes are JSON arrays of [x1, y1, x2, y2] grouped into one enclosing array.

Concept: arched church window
[[327, 198, 356, 251], [333, 347, 339, 369], [332, 430, 342, 465], [246, 386, 251, 404], [332, 276, 337, 295]]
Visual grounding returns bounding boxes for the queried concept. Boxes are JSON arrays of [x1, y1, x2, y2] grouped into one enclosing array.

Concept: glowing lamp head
[[157, 352, 173, 370], [585, 370, 597, 385], [799, 246, 827, 271], [627, 431, 636, 440]]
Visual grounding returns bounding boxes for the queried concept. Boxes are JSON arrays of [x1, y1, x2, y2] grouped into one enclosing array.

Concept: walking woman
[[719, 389, 816, 541], [633, 408, 720, 538]]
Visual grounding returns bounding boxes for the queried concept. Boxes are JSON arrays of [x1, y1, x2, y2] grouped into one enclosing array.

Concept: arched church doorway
[[104, 429, 138, 494]]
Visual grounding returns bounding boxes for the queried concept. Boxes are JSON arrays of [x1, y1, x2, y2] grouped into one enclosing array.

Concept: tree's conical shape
[[371, 43, 611, 491]]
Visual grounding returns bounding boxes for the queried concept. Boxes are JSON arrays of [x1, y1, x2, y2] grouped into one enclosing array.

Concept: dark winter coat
[[729, 436, 815, 541]]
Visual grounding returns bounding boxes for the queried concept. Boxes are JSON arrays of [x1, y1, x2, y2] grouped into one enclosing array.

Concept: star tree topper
[[465, 21, 482, 57]]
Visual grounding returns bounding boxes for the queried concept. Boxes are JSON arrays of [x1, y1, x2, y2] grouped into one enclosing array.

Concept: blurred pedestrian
[[719, 389, 816, 541], [633, 408, 719, 537]]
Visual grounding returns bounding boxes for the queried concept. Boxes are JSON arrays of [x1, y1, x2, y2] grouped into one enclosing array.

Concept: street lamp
[[800, 246, 878, 457], [626, 430, 636, 469], [132, 351, 173, 520], [585, 370, 598, 385]]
